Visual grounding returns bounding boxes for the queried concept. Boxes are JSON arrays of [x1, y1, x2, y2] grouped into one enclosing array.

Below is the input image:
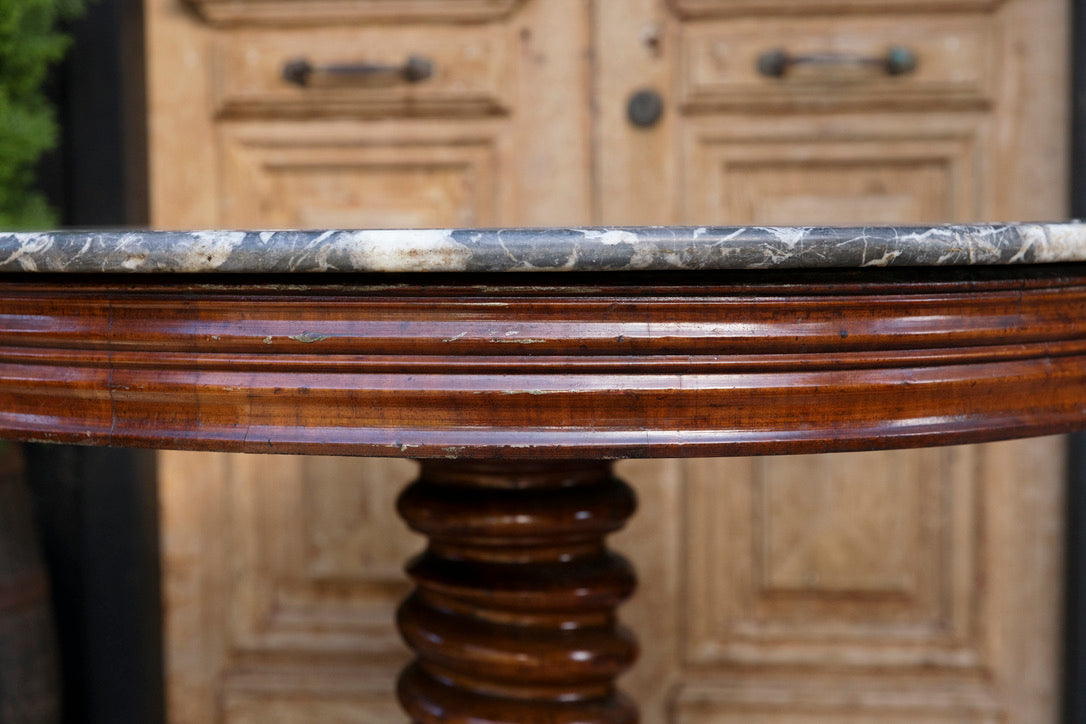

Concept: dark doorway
[[28, 1, 163, 722]]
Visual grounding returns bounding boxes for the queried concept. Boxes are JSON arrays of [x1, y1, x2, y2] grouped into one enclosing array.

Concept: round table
[[1, 223, 1084, 722]]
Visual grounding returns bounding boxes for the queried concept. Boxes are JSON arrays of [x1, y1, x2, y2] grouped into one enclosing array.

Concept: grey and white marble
[[0, 224, 1085, 273]]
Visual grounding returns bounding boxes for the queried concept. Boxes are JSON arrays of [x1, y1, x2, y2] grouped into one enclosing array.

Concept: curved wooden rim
[[1, 267, 1084, 458]]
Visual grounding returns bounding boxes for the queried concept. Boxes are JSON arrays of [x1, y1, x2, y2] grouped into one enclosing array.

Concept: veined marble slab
[[0, 224, 1084, 273]]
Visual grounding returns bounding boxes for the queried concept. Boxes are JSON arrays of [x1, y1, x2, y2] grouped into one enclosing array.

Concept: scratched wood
[[0, 269, 1083, 455]]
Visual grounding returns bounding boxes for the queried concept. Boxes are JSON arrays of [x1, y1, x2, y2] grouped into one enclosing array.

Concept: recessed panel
[[223, 685, 403, 723], [669, 0, 1006, 17], [680, 16, 998, 111], [673, 679, 1001, 723], [682, 446, 984, 671], [186, 0, 528, 26], [760, 453, 919, 595], [730, 159, 950, 226], [304, 457, 421, 582], [213, 25, 512, 118], [684, 117, 982, 226], [219, 124, 503, 229], [226, 456, 420, 657]]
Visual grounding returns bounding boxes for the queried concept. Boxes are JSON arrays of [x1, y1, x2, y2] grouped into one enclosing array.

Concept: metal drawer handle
[[756, 46, 917, 78], [283, 55, 434, 86]]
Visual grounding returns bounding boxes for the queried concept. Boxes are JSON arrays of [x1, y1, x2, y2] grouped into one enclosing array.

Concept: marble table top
[[0, 223, 1084, 273]]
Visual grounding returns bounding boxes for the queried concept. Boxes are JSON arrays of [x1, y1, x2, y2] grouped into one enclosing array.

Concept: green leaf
[[0, 0, 85, 230]]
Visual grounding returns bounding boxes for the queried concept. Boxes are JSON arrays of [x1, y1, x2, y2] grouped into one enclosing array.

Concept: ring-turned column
[[396, 460, 639, 723]]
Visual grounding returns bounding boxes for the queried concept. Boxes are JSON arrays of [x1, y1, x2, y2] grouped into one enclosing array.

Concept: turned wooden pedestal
[[2, 224, 1086, 721], [397, 460, 638, 723]]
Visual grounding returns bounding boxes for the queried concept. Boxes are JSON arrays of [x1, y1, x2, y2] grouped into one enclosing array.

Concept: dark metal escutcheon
[[627, 89, 664, 128]]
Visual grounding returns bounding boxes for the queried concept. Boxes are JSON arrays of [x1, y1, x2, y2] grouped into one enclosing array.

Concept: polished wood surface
[[0, 267, 1083, 457], [397, 460, 637, 723]]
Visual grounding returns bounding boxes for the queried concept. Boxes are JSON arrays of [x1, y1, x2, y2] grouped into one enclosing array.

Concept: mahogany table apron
[[0, 225, 1085, 723]]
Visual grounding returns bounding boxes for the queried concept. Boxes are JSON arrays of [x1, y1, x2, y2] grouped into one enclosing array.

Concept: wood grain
[[183, 0, 528, 26], [0, 268, 1083, 458], [396, 460, 638, 723]]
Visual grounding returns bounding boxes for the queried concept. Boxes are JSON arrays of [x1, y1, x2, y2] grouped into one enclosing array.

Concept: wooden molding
[[183, 0, 528, 26], [678, 16, 998, 113], [667, 0, 1007, 18], [1, 266, 1085, 458], [683, 448, 985, 669], [217, 127, 503, 228], [682, 116, 982, 225], [673, 679, 1002, 721], [210, 27, 513, 119]]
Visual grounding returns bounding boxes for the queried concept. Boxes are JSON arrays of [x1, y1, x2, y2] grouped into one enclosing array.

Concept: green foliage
[[0, 0, 83, 229]]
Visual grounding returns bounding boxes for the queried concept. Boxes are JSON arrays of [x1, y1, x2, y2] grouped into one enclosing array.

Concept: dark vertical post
[[23, 448, 162, 724], [1067, 436, 1086, 723], [1074, 0, 1086, 223], [27, 0, 160, 722], [1065, 3, 1086, 721]]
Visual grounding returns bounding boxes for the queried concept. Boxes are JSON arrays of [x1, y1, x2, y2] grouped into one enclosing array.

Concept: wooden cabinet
[[146, 0, 1069, 721]]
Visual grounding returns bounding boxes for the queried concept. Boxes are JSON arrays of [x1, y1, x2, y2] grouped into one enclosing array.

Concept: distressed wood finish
[[0, 267, 1084, 456], [182, 0, 529, 26]]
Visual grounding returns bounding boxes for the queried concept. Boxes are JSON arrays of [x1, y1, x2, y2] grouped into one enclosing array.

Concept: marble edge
[[0, 224, 1083, 273]]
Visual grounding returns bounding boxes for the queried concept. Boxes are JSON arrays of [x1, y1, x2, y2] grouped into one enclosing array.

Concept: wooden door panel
[[679, 16, 998, 111], [673, 691, 1003, 723], [684, 451, 982, 667], [668, 437, 1063, 723], [162, 452, 420, 722], [668, 0, 1006, 17], [212, 25, 513, 118], [683, 116, 983, 225], [223, 696, 404, 724], [183, 0, 530, 25], [225, 456, 419, 657], [219, 122, 508, 228]]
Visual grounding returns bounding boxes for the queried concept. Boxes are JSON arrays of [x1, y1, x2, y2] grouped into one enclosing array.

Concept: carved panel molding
[[683, 115, 984, 225], [219, 123, 506, 228], [679, 16, 998, 112], [225, 456, 420, 656], [211, 25, 512, 118], [219, 456, 419, 721], [682, 449, 987, 673], [668, 0, 1007, 17], [184, 0, 529, 26], [673, 679, 1002, 723]]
